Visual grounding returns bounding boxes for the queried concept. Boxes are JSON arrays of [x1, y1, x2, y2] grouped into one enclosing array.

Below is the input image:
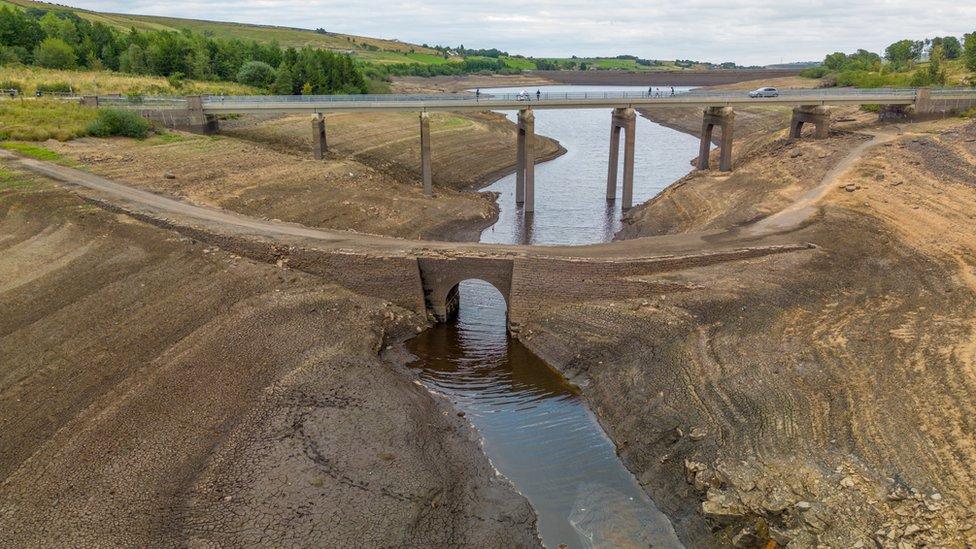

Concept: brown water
[[408, 86, 695, 548]]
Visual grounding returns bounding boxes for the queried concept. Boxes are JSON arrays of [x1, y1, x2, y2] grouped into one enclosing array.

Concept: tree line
[[803, 34, 976, 87], [0, 6, 367, 94]]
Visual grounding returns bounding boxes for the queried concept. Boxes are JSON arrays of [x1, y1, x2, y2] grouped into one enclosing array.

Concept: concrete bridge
[[84, 87, 976, 214]]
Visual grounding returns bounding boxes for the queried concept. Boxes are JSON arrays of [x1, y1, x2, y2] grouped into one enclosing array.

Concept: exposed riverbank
[[512, 105, 976, 546], [41, 109, 562, 242], [0, 170, 541, 546]]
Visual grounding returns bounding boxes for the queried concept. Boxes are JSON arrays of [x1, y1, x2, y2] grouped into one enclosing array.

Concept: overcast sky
[[66, 1, 976, 65]]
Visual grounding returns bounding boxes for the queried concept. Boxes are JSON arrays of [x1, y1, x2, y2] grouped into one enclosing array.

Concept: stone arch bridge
[[1, 149, 816, 325]]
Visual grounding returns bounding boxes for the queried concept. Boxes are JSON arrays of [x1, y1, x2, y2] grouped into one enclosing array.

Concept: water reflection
[[409, 281, 681, 548], [480, 85, 699, 246]]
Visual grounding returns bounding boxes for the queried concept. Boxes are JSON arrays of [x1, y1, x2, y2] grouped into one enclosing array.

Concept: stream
[[408, 85, 699, 548]]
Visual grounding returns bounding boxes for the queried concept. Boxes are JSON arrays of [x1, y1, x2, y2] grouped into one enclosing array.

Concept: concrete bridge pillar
[[184, 95, 220, 135], [790, 105, 830, 139], [312, 113, 328, 160], [698, 107, 734, 172], [606, 107, 637, 209], [516, 108, 536, 212], [420, 111, 433, 196]]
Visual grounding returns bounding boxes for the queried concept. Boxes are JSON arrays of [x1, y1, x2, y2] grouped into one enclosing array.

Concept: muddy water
[[408, 86, 697, 548]]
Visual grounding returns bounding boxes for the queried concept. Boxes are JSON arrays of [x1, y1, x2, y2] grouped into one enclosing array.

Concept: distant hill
[[765, 61, 821, 69], [0, 0, 442, 64]]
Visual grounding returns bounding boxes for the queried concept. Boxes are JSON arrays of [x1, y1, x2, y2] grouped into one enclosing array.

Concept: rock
[[768, 526, 794, 546], [840, 476, 856, 488], [796, 500, 812, 511], [732, 527, 759, 547], [844, 184, 857, 192], [789, 150, 804, 158], [689, 427, 707, 441], [163, 171, 176, 179]]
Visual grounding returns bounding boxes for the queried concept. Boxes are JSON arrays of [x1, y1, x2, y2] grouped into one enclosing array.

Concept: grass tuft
[[0, 141, 62, 161], [0, 167, 34, 190], [0, 99, 98, 141]]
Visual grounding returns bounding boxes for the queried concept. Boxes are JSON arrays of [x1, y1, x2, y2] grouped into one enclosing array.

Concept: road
[[94, 88, 976, 114]]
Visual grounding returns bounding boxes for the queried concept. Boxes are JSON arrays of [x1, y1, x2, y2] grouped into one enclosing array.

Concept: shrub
[[0, 46, 27, 66], [167, 72, 185, 89], [34, 37, 76, 70], [800, 66, 829, 79], [236, 60, 275, 89], [87, 109, 150, 139], [0, 79, 23, 93], [35, 81, 72, 94]]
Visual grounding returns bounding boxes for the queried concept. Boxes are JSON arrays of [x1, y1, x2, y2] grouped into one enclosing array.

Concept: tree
[[823, 52, 848, 71], [927, 43, 948, 85], [118, 43, 146, 73], [272, 62, 294, 94], [965, 33, 976, 73], [931, 36, 962, 59], [237, 60, 275, 88], [885, 39, 923, 70], [34, 37, 75, 69]]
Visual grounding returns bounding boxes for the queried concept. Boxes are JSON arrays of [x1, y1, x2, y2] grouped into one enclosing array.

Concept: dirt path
[[0, 149, 812, 264], [746, 129, 903, 235]]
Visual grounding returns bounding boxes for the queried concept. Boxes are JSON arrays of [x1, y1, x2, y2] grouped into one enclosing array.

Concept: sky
[[65, 1, 976, 66]]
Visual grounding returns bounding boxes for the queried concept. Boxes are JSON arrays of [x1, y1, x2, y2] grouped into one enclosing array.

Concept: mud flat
[[222, 110, 565, 193], [391, 73, 556, 94], [0, 169, 540, 546], [534, 68, 803, 87], [45, 110, 561, 243], [512, 116, 976, 545]]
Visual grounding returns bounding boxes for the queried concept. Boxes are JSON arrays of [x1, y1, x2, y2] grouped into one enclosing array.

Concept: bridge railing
[[95, 96, 189, 108], [200, 88, 936, 105], [82, 87, 975, 109]]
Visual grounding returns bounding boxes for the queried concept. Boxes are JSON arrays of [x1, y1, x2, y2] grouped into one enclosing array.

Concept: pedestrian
[[671, 86, 675, 96], [476, 88, 481, 101], [536, 89, 541, 101], [647, 86, 652, 96]]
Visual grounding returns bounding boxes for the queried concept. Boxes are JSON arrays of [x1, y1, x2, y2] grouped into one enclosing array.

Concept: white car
[[749, 87, 779, 98]]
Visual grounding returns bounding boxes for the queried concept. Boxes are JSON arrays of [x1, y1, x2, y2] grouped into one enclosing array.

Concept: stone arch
[[416, 257, 513, 322]]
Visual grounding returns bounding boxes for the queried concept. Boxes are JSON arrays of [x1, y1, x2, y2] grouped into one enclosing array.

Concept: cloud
[[66, 0, 976, 65]]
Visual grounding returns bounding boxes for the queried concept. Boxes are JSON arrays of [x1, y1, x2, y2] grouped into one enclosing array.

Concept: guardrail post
[[420, 112, 433, 196], [312, 113, 327, 160]]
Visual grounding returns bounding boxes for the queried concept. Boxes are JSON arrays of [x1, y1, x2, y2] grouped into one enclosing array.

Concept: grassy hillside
[[0, 0, 441, 63], [0, 65, 260, 95]]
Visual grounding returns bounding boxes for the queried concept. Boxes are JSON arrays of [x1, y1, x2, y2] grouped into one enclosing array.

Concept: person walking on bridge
[[536, 89, 541, 101], [476, 88, 481, 101]]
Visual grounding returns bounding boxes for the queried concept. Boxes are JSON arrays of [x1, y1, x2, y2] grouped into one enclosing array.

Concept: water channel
[[407, 86, 699, 548]]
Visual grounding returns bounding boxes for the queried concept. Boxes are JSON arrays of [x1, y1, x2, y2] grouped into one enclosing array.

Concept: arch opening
[[440, 279, 507, 324]]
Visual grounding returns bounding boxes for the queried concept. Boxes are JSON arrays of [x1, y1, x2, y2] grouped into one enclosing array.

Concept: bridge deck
[[188, 88, 976, 114]]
